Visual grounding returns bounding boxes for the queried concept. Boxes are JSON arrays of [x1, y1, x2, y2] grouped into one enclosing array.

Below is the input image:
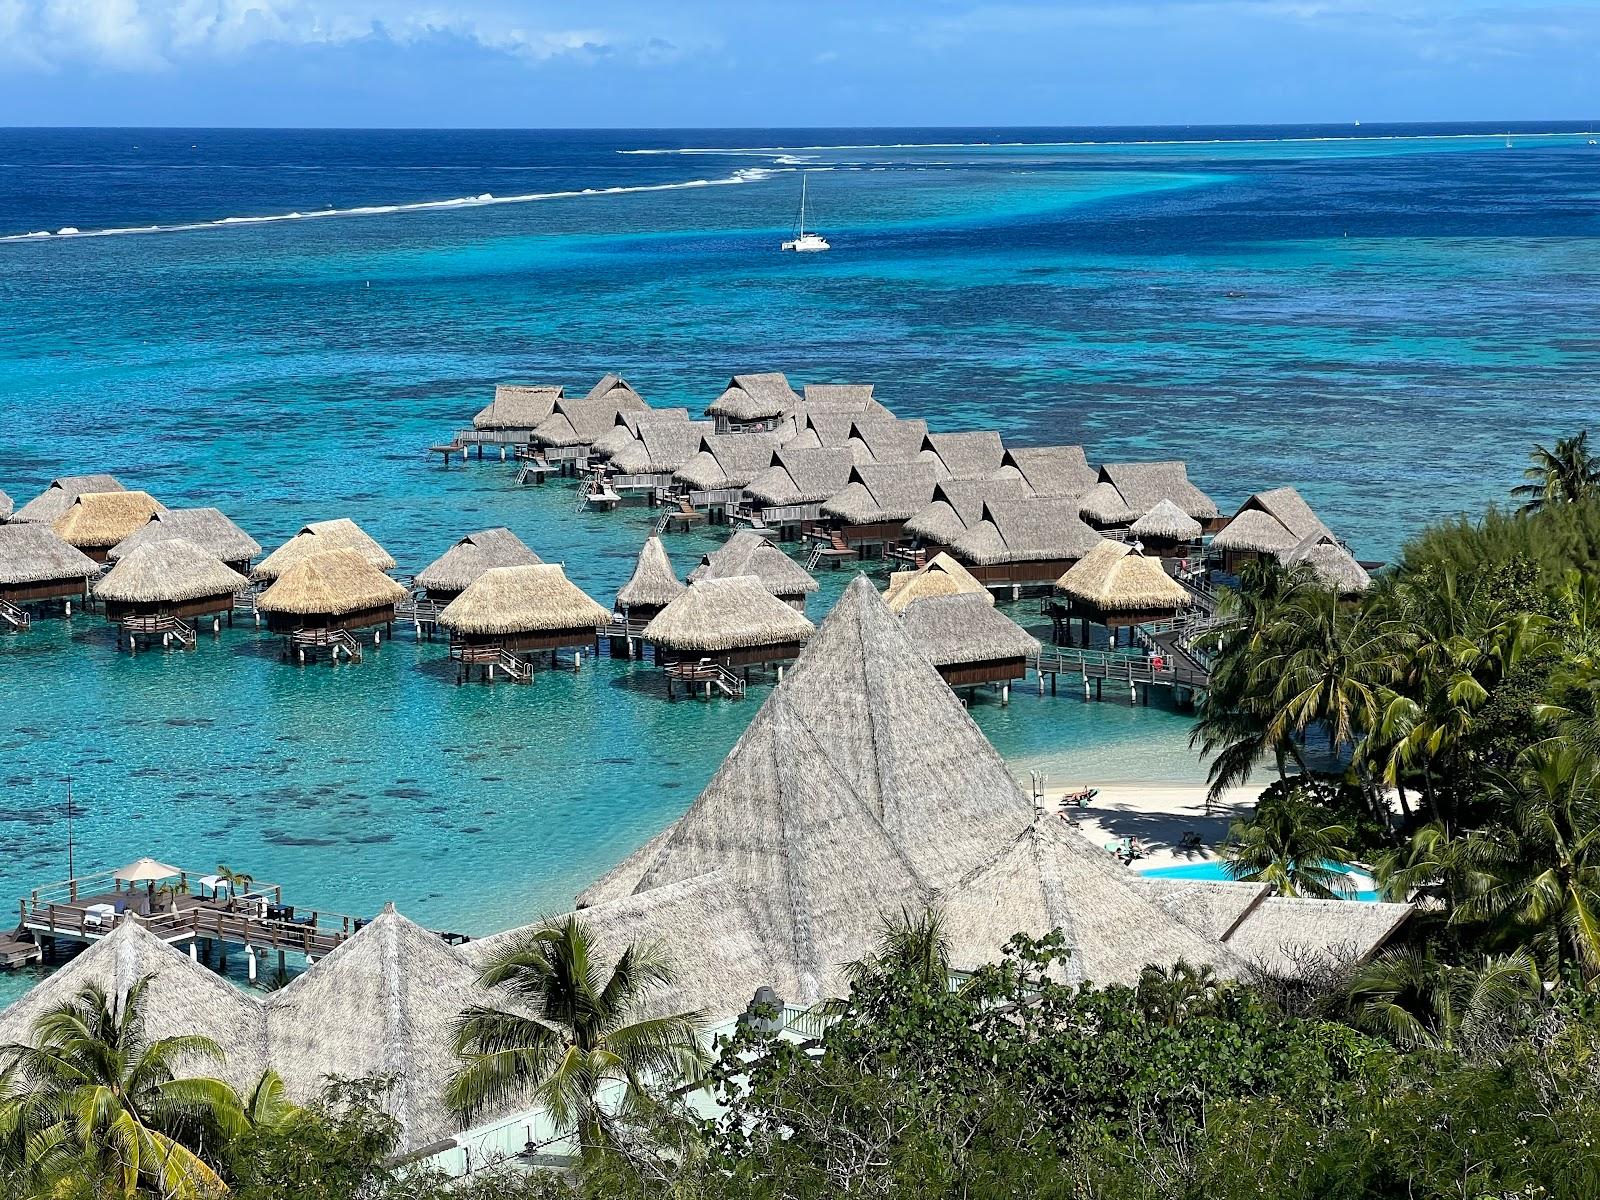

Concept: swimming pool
[[1141, 859, 1380, 902]]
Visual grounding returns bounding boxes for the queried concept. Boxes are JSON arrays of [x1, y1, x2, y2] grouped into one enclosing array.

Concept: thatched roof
[[849, 418, 929, 465], [0, 491, 11, 521], [1128, 878, 1272, 942], [919, 431, 1006, 481], [673, 432, 781, 490], [414, 528, 541, 595], [1129, 498, 1203, 542], [952, 497, 1104, 566], [1211, 487, 1329, 554], [1079, 462, 1219, 525], [643, 575, 815, 652], [1221, 895, 1411, 975], [94, 538, 247, 604], [580, 577, 1267, 1007], [53, 490, 165, 551], [689, 530, 820, 598], [0, 920, 268, 1097], [0, 523, 100, 585], [583, 372, 643, 404], [903, 477, 1032, 545], [705, 372, 799, 421], [254, 518, 396, 582], [803, 412, 859, 448], [616, 536, 685, 610], [820, 462, 939, 525], [899, 593, 1039, 667], [257, 548, 407, 617], [801, 382, 874, 408], [11, 474, 126, 525], [438, 564, 609, 636], [1054, 541, 1192, 612], [743, 447, 856, 507], [473, 385, 562, 431], [882, 552, 992, 614], [997, 446, 1098, 499], [1285, 533, 1372, 596], [532, 393, 650, 447], [590, 423, 639, 459], [609, 420, 714, 474], [108, 507, 261, 567]]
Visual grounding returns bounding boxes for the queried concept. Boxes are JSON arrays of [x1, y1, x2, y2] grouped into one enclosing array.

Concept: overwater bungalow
[[1078, 462, 1221, 532], [689, 529, 820, 611], [847, 417, 930, 465], [902, 476, 1032, 560], [1052, 540, 1192, 647], [107, 507, 262, 575], [472, 385, 564, 445], [590, 407, 690, 461], [1209, 486, 1329, 574], [950, 496, 1104, 588], [705, 372, 800, 433], [643, 575, 815, 694], [583, 372, 644, 405], [918, 430, 1006, 481], [572, 576, 1413, 1016], [256, 548, 407, 661], [817, 461, 939, 556], [0, 524, 98, 623], [437, 564, 611, 682], [800, 382, 883, 414], [607, 420, 715, 490], [1128, 498, 1204, 559], [531, 392, 651, 461], [52, 491, 165, 563], [898, 592, 1039, 702], [253, 518, 396, 584], [1283, 531, 1373, 596], [94, 539, 248, 648], [739, 447, 856, 536], [413, 528, 542, 606], [613, 536, 685, 658], [10, 474, 126, 525], [995, 445, 1099, 499], [672, 432, 782, 513], [882, 551, 993, 614]]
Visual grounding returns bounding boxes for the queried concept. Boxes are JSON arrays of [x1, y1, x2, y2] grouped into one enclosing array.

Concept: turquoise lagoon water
[[1141, 860, 1381, 902], [2, 124, 1598, 1001]]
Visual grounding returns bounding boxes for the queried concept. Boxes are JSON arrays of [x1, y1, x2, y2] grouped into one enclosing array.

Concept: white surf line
[[622, 131, 1586, 155], [0, 166, 781, 245]]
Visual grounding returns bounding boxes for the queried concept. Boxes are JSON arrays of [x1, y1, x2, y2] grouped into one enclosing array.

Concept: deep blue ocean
[[1, 123, 1597, 1000]]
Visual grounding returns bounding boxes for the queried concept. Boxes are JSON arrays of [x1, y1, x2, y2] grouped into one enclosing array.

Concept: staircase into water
[[0, 598, 31, 631]]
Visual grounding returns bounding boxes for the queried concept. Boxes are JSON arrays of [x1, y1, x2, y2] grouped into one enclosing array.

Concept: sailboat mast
[[799, 172, 807, 237]]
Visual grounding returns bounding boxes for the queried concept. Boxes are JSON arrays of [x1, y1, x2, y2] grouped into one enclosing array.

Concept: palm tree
[[844, 906, 952, 993], [446, 915, 707, 1158], [0, 977, 244, 1198], [239, 1069, 299, 1134], [1348, 946, 1545, 1049], [1136, 960, 1224, 1027], [1512, 430, 1600, 514], [215, 864, 255, 899], [1258, 585, 1387, 766], [1222, 794, 1354, 898]]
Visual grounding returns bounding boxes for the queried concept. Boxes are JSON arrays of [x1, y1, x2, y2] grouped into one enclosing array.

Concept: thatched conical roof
[[0, 524, 99, 585], [616, 536, 685, 611], [643, 576, 815, 653], [688, 530, 819, 599], [1285, 533, 1372, 596], [11, 474, 126, 525], [107, 507, 261, 567], [899, 592, 1040, 668], [53, 491, 165, 551], [437, 564, 610, 636], [882, 552, 992, 614], [257, 548, 406, 617], [1130, 498, 1203, 542], [1054, 540, 1191, 612], [413, 528, 541, 595], [254, 518, 396, 582], [94, 538, 247, 604]]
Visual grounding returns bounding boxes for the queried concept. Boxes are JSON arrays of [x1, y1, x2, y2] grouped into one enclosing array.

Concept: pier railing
[[1033, 647, 1209, 690]]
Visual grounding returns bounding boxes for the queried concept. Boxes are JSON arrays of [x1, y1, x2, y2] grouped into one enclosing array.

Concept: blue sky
[[1, 1, 1597, 127]]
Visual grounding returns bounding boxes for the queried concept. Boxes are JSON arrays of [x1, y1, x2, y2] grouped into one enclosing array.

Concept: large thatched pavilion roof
[[94, 538, 247, 605], [616, 536, 686, 611], [689, 530, 819, 599], [254, 518, 396, 582], [848, 417, 929, 466], [414, 528, 542, 596], [609, 420, 714, 475], [11, 474, 126, 525], [257, 548, 407, 618], [53, 491, 165, 552], [437, 564, 610, 636], [673, 432, 781, 490], [108, 507, 261, 568], [0, 523, 100, 586], [643, 576, 815, 653], [1054, 541, 1192, 613]]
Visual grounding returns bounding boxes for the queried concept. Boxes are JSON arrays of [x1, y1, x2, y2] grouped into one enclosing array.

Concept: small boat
[[781, 173, 830, 253]]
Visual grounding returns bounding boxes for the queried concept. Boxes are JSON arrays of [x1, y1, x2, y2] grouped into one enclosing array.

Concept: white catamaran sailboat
[[781, 173, 830, 252]]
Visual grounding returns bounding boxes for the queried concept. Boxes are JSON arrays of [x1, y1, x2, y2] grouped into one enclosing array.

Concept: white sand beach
[[1020, 778, 1262, 869]]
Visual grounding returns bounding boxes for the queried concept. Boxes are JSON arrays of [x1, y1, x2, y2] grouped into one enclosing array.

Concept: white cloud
[[0, 0, 679, 71]]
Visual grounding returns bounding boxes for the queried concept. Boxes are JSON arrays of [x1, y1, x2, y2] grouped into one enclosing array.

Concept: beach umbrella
[[113, 857, 182, 884]]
